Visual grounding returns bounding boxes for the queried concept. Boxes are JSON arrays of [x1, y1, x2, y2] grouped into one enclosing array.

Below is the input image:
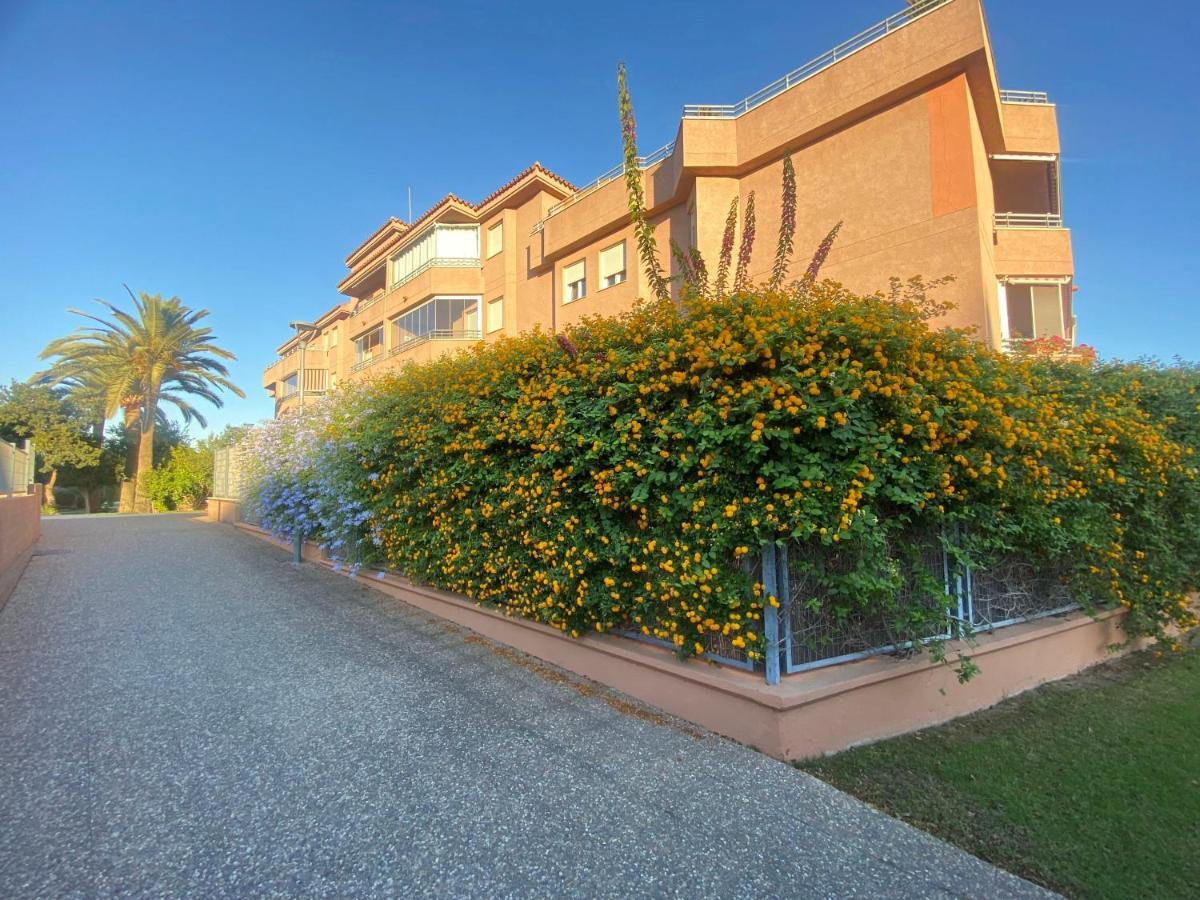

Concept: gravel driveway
[[0, 514, 1052, 898]]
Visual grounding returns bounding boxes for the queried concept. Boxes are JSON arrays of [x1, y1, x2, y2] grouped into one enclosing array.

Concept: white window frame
[[389, 223, 480, 287], [1000, 280, 1069, 342], [563, 259, 586, 303], [354, 325, 385, 362], [487, 221, 504, 258], [599, 241, 627, 289], [487, 296, 504, 333], [391, 295, 482, 349]]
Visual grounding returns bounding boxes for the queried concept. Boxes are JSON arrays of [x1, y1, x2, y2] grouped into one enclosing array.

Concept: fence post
[[23, 439, 33, 493], [293, 530, 303, 565], [762, 543, 781, 685]]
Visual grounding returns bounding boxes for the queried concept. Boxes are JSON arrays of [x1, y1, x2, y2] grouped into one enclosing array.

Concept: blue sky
[[1, 0, 1197, 435]]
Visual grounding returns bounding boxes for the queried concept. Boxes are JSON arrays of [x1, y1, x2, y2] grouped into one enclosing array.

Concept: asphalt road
[[0, 514, 1052, 898]]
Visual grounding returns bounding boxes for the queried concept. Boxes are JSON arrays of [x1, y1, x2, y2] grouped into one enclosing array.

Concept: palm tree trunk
[[119, 405, 139, 512], [45, 468, 58, 509], [133, 395, 157, 513]]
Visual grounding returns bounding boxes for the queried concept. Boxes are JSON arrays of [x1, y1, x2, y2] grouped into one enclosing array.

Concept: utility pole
[[289, 321, 319, 411]]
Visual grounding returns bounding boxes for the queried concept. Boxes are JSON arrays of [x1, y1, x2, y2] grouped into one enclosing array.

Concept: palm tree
[[37, 289, 244, 512]]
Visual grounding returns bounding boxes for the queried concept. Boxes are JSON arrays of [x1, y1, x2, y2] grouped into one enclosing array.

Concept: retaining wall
[[222, 518, 1137, 760], [0, 490, 41, 609]]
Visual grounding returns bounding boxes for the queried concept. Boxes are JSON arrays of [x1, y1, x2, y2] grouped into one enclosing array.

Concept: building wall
[[262, 0, 1073, 411]]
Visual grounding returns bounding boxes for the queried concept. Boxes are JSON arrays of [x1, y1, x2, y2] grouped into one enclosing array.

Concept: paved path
[[0, 515, 1051, 898]]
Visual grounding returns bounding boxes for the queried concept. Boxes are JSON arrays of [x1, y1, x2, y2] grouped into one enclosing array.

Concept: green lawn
[[799, 637, 1200, 899]]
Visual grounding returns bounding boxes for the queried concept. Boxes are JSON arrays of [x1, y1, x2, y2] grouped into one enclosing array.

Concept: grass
[[799, 636, 1200, 899]]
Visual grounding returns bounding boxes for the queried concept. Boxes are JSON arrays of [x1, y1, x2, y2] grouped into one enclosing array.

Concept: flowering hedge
[[237, 280, 1198, 661]]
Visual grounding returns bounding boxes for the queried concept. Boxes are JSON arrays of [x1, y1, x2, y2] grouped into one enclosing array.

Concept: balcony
[[998, 90, 1050, 105], [390, 328, 482, 356], [994, 212, 1062, 229], [278, 368, 328, 398]]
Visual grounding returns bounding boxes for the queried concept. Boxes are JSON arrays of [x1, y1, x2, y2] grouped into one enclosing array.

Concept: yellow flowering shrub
[[329, 280, 1198, 659]]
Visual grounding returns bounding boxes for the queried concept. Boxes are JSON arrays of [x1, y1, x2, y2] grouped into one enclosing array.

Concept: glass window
[[282, 372, 298, 397], [563, 260, 586, 303], [1031, 285, 1064, 339], [389, 224, 479, 286], [487, 296, 503, 333], [487, 222, 503, 258], [1004, 284, 1065, 341], [599, 242, 626, 289], [354, 326, 384, 362], [393, 296, 482, 347]]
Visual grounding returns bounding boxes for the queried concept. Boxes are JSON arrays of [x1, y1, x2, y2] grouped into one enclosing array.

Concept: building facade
[[264, 0, 1074, 416]]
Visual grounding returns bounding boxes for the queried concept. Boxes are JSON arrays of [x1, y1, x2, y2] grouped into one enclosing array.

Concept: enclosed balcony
[[992, 153, 1061, 229], [391, 295, 481, 355], [388, 223, 480, 291]]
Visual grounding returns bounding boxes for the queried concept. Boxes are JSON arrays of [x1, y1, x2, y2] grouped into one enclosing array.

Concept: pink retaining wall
[[225, 520, 1138, 760], [0, 491, 41, 609]]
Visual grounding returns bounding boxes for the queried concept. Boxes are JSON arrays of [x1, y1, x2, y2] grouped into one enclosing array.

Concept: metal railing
[[759, 532, 1079, 684], [212, 446, 243, 500], [1000, 90, 1051, 105], [353, 258, 483, 319], [994, 212, 1063, 229], [681, 0, 952, 120], [350, 355, 382, 374], [389, 328, 482, 356], [538, 140, 677, 228]]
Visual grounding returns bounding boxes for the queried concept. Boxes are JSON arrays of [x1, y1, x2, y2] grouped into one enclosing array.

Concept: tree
[[0, 382, 100, 506], [37, 290, 244, 512]]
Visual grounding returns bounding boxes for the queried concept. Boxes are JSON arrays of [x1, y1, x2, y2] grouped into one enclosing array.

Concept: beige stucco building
[[264, 0, 1074, 416]]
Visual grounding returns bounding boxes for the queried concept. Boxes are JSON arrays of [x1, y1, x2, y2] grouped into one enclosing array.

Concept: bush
[[236, 280, 1198, 660], [143, 445, 213, 511]]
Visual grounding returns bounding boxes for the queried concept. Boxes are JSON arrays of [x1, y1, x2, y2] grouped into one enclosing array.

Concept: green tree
[[0, 381, 100, 506], [37, 290, 244, 512], [143, 442, 214, 511]]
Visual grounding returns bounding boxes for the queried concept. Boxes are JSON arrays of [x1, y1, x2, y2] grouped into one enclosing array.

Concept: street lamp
[[289, 320, 319, 410]]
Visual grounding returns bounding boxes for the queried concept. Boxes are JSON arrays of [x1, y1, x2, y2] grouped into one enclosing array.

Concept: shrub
[[233, 278, 1197, 661], [143, 444, 213, 511]]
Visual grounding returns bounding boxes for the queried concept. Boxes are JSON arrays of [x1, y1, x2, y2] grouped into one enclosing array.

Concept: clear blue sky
[[2, 0, 1197, 435]]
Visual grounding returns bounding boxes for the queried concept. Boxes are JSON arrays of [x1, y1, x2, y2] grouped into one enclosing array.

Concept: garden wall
[[0, 490, 41, 609], [223, 517, 1136, 760]]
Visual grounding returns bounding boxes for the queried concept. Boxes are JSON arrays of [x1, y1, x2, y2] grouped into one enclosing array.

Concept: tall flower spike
[[555, 333, 578, 360], [688, 246, 710, 295], [805, 221, 844, 283], [769, 155, 796, 290], [670, 239, 697, 295], [617, 63, 670, 302], [714, 196, 738, 298], [733, 191, 756, 294]]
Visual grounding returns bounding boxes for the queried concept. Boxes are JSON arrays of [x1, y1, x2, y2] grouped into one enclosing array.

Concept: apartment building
[[264, 0, 1074, 416]]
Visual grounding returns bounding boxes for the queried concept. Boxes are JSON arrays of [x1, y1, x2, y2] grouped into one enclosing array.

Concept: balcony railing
[[999, 90, 1051, 105], [681, 0, 951, 119], [390, 328, 482, 356], [532, 0, 953, 234], [350, 355, 382, 374], [351, 258, 482, 319], [538, 141, 677, 227], [994, 212, 1063, 229]]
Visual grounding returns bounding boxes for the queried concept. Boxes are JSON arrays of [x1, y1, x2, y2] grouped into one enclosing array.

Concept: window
[[563, 260, 586, 303], [325, 327, 338, 351], [487, 222, 503, 258], [389, 224, 480, 286], [393, 295, 481, 348], [281, 372, 298, 397], [1003, 284, 1066, 341], [487, 296, 504, 333], [354, 326, 384, 363], [599, 242, 626, 289]]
